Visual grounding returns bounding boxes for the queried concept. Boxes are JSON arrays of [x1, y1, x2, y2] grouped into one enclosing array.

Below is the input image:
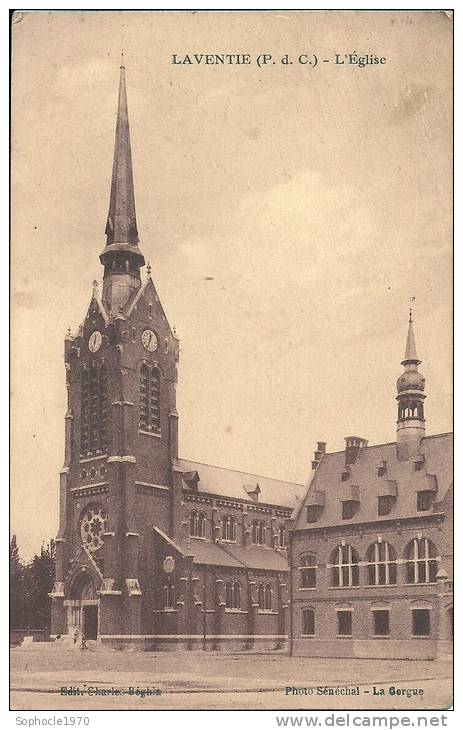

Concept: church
[[289, 315, 453, 660], [49, 60, 305, 650]]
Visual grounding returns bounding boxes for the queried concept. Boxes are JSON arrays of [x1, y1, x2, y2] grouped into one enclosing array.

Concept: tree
[[10, 535, 26, 629], [28, 540, 56, 630]]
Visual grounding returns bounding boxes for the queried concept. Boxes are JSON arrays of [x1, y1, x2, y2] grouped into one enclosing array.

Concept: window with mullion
[[366, 541, 397, 586], [331, 545, 359, 587], [405, 538, 438, 584]]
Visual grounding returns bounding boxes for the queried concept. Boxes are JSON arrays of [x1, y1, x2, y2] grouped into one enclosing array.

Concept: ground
[[10, 643, 452, 711]]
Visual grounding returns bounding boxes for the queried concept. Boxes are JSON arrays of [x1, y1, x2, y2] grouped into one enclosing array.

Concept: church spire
[[100, 58, 145, 313], [105, 54, 139, 245]]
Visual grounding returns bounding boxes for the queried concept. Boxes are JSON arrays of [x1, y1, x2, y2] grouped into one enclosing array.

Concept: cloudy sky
[[11, 10, 452, 558]]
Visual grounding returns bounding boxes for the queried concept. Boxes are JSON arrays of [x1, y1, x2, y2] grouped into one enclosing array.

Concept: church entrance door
[[69, 570, 99, 640], [83, 605, 99, 640]]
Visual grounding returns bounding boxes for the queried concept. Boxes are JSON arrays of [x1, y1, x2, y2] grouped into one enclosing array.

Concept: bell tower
[[51, 57, 180, 641], [396, 307, 426, 461]]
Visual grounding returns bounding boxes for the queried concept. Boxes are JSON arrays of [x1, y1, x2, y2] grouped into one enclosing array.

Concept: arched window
[[366, 541, 397, 585], [279, 524, 286, 548], [197, 511, 206, 538], [302, 608, 315, 636], [163, 584, 174, 610], [222, 515, 236, 542], [331, 544, 360, 587], [252, 520, 266, 546], [139, 363, 160, 432], [190, 510, 198, 537], [257, 583, 265, 609], [264, 583, 272, 610], [405, 538, 439, 584], [225, 581, 241, 609], [300, 554, 317, 588], [80, 363, 108, 456]]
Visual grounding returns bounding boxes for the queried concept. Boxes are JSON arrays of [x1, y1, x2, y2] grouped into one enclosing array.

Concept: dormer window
[[342, 500, 358, 520], [307, 505, 320, 523], [378, 495, 395, 516], [417, 491, 433, 512]]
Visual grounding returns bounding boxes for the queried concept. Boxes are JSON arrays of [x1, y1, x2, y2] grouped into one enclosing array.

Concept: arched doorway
[[69, 571, 99, 640]]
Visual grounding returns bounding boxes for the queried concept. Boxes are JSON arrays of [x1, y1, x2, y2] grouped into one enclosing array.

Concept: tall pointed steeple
[[105, 53, 139, 245], [396, 306, 426, 461], [100, 56, 145, 313]]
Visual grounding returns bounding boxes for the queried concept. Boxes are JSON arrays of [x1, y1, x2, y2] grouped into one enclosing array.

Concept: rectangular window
[[301, 568, 316, 588], [417, 491, 433, 511], [307, 505, 319, 523], [412, 609, 430, 636], [342, 501, 357, 520], [414, 461, 423, 471], [341, 471, 349, 482], [302, 609, 315, 636], [373, 610, 390, 636], [378, 495, 394, 516], [337, 611, 352, 636]]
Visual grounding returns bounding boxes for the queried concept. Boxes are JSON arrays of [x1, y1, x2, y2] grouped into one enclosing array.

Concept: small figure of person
[[73, 628, 79, 645], [81, 632, 87, 651]]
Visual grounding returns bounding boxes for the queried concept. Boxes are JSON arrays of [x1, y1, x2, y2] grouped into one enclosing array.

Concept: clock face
[[142, 329, 158, 352], [88, 330, 102, 353]]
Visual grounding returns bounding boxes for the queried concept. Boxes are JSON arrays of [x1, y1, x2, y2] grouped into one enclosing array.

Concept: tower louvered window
[[80, 363, 109, 456], [139, 364, 160, 432]]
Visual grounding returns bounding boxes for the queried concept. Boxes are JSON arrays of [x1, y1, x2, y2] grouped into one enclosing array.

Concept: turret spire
[[105, 59, 139, 245], [403, 313, 419, 364]]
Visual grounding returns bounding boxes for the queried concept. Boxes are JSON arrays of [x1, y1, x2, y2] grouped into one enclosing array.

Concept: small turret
[[396, 306, 426, 461]]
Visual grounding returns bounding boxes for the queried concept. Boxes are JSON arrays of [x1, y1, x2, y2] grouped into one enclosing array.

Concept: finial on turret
[[66, 327, 72, 338], [120, 49, 125, 69], [409, 295, 415, 323], [147, 261, 152, 277]]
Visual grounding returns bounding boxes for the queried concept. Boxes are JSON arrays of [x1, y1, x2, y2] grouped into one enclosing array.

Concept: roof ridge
[[178, 456, 304, 486], [319, 431, 453, 456]]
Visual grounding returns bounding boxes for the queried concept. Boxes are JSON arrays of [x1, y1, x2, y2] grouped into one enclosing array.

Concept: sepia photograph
[[10, 9, 453, 713]]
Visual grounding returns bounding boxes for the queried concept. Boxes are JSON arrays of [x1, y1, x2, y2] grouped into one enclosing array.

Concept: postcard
[[10, 9, 453, 713]]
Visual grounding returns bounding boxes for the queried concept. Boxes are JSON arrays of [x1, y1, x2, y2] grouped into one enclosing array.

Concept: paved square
[[10, 643, 452, 710]]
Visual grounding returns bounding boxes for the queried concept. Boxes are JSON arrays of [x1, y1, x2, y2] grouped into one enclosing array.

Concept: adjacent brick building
[[49, 60, 305, 650], [289, 315, 453, 660]]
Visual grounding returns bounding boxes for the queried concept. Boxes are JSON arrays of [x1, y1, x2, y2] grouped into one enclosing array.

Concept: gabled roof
[[293, 433, 453, 531], [177, 458, 305, 511]]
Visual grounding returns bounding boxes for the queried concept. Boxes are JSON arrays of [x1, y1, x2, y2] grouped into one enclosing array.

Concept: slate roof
[[293, 433, 453, 531], [177, 458, 305, 511], [180, 539, 289, 572], [153, 528, 289, 572], [218, 543, 289, 571]]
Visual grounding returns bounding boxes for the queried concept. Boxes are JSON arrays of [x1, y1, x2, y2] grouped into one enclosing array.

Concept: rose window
[[80, 505, 107, 552]]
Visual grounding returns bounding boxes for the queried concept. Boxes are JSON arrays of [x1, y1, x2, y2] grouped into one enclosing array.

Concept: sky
[[11, 10, 452, 559]]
